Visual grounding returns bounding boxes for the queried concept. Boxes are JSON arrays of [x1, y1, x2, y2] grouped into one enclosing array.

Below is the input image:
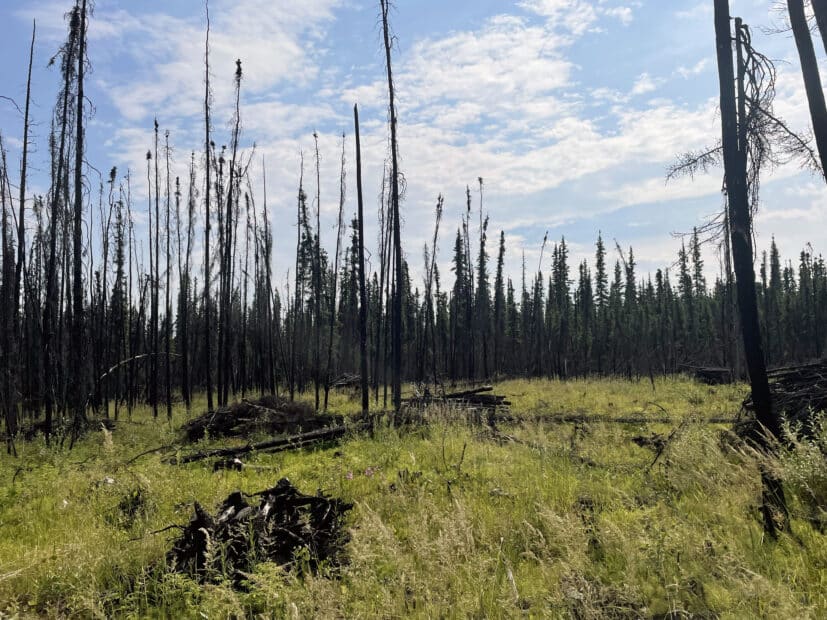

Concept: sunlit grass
[[0, 376, 824, 618]]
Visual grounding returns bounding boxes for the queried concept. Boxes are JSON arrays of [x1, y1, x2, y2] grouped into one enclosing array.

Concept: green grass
[[0, 376, 825, 618]]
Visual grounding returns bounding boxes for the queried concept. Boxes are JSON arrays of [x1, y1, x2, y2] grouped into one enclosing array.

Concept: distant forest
[[1, 0, 826, 449]]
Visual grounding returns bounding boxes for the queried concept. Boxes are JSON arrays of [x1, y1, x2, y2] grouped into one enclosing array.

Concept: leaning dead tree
[[786, 0, 827, 179]]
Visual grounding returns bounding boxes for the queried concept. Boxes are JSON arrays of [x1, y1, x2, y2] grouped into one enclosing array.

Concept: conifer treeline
[[1, 1, 826, 448]]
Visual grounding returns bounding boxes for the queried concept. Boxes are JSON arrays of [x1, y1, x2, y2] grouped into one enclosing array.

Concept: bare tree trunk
[[313, 133, 322, 411], [324, 135, 346, 411], [164, 131, 172, 420], [240, 193, 250, 398], [715, 2, 788, 538], [203, 1, 214, 411], [811, 0, 827, 56], [1, 141, 17, 454], [70, 0, 88, 445], [354, 105, 370, 415], [380, 0, 403, 413], [262, 161, 277, 395], [788, 0, 827, 179], [14, 21, 35, 313], [151, 120, 160, 418]]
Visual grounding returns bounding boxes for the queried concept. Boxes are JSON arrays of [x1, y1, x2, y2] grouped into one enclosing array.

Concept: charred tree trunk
[[353, 105, 370, 415], [324, 135, 346, 411], [715, 2, 788, 537], [312, 133, 322, 412], [69, 0, 89, 444], [787, 0, 827, 179], [14, 21, 35, 316], [203, 2, 214, 411], [811, 0, 827, 57], [380, 0, 403, 413], [164, 131, 172, 420]]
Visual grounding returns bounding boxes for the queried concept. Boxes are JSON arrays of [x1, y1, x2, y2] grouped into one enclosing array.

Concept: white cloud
[[602, 6, 634, 26], [630, 72, 661, 96], [8, 0, 824, 290], [519, 0, 600, 35], [676, 3, 712, 20], [677, 59, 709, 79]]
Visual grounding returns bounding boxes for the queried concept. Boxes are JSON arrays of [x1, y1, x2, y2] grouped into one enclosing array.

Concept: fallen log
[[495, 413, 736, 425], [169, 422, 368, 465]]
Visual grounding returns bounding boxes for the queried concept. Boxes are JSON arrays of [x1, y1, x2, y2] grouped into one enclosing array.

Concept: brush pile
[[180, 395, 343, 442], [168, 478, 352, 585], [405, 386, 511, 412], [743, 360, 827, 430]]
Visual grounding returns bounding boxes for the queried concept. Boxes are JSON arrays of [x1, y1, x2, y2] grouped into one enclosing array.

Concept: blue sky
[[0, 0, 824, 291]]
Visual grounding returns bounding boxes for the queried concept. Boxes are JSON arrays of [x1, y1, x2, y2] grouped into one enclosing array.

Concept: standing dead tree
[[323, 135, 347, 411], [69, 0, 89, 444], [670, 2, 817, 538], [203, 0, 214, 412], [380, 0, 404, 413], [164, 131, 173, 420], [714, 2, 794, 538], [353, 105, 369, 415]]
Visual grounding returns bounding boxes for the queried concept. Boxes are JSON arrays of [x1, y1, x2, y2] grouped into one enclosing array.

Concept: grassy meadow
[[0, 377, 825, 618]]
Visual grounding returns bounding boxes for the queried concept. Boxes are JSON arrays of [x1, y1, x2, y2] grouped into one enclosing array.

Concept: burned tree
[[380, 0, 404, 413], [69, 0, 89, 441], [353, 105, 370, 415], [787, 0, 827, 178], [203, 0, 214, 411], [714, 2, 787, 537]]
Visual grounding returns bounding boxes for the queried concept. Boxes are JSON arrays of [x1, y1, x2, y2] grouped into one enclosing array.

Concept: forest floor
[[0, 377, 825, 618]]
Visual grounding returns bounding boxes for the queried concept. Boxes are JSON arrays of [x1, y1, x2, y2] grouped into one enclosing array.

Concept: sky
[[0, 0, 825, 293]]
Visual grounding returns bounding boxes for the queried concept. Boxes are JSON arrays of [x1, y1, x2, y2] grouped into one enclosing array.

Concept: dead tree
[[151, 120, 160, 418], [164, 131, 172, 419], [1, 139, 16, 454], [203, 1, 214, 411], [714, 2, 787, 537], [380, 0, 403, 413], [69, 0, 89, 443], [353, 105, 369, 415], [312, 132, 322, 411], [14, 21, 35, 321], [323, 135, 346, 411], [811, 0, 827, 55], [787, 0, 827, 178]]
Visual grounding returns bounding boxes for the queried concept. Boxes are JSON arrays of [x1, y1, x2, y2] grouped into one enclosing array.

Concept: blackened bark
[[203, 2, 214, 411], [715, 2, 788, 537], [787, 0, 827, 179], [353, 105, 370, 415], [70, 0, 88, 443], [380, 0, 403, 413]]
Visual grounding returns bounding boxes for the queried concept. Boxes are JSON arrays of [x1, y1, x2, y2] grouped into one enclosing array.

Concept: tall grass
[[0, 377, 824, 618]]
